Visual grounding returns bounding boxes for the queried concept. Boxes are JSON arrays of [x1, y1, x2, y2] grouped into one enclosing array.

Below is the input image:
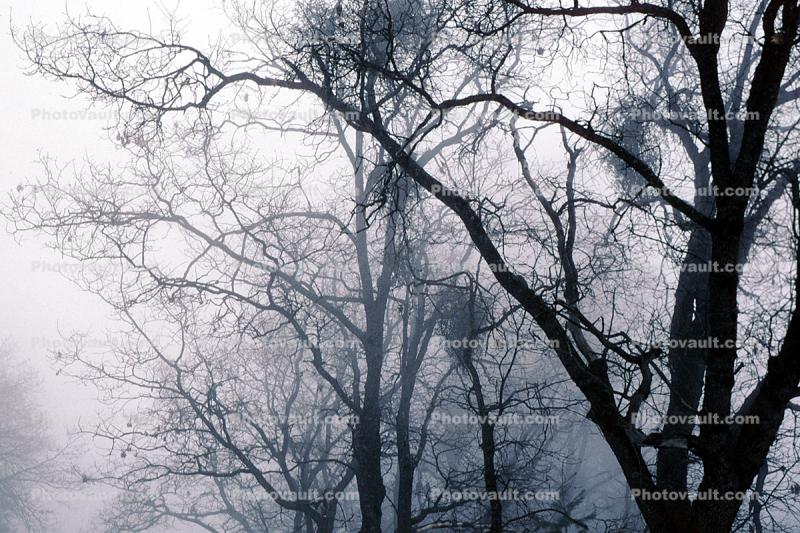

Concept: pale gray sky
[[0, 3, 624, 531], [1, 2, 226, 530]]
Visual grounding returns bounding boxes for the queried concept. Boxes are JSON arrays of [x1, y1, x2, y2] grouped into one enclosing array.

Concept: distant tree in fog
[[0, 343, 68, 532]]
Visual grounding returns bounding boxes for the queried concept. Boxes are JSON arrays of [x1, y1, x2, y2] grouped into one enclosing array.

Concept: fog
[[1, 1, 799, 533]]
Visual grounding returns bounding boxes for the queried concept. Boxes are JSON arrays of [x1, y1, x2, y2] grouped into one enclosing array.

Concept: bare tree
[[12, 1, 800, 531], [0, 342, 70, 532]]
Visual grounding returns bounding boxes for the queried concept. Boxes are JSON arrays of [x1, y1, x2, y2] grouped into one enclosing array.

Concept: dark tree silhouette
[[10, 1, 800, 531]]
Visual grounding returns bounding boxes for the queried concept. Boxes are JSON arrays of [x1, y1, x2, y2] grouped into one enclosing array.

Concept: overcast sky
[[1, 2, 226, 530], [0, 3, 627, 531]]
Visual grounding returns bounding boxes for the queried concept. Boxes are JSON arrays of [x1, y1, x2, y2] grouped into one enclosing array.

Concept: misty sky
[[0, 0, 780, 533], [1, 2, 235, 530]]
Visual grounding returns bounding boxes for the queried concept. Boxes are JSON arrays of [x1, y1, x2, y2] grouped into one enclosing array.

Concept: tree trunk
[[478, 418, 502, 533], [353, 361, 387, 533], [462, 354, 503, 533], [655, 229, 710, 522], [354, 312, 390, 533], [395, 388, 414, 533]]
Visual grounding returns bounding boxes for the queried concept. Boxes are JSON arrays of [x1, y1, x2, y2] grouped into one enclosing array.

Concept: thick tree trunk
[[461, 354, 503, 533], [354, 359, 387, 533], [478, 418, 502, 533], [655, 230, 710, 520], [395, 392, 414, 533], [317, 499, 337, 533]]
